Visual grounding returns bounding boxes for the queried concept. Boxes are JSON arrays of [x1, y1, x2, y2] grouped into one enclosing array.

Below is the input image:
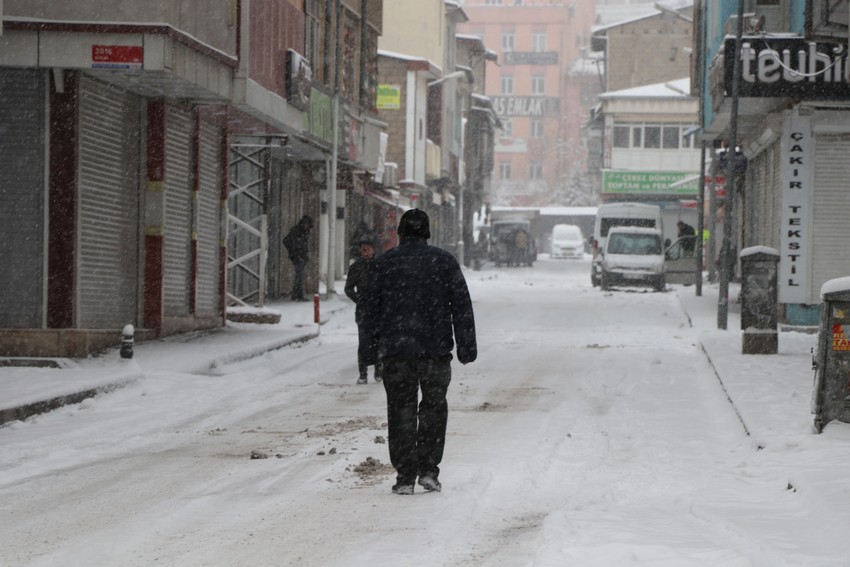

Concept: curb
[[0, 373, 143, 427]]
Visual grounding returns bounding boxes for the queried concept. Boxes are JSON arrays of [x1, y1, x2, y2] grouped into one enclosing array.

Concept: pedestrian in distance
[[677, 221, 696, 256], [361, 209, 477, 496], [345, 234, 382, 385], [283, 215, 313, 301]]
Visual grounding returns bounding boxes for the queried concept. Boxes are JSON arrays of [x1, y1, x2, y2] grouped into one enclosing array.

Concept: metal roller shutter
[[197, 121, 223, 316], [164, 105, 194, 317], [78, 75, 141, 329], [0, 69, 45, 328], [812, 134, 850, 304]]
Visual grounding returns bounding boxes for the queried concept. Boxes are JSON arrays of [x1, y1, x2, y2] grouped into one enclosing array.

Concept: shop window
[[613, 126, 630, 148], [644, 125, 661, 149], [663, 126, 680, 149]]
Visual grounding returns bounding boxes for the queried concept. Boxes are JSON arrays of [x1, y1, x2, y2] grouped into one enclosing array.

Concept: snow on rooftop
[[822, 277, 850, 297], [600, 77, 692, 99], [740, 246, 779, 258]]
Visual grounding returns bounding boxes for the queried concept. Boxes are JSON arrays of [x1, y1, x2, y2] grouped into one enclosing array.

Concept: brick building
[[459, 0, 596, 207]]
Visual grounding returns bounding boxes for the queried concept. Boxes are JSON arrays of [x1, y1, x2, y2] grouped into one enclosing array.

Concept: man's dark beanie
[[397, 208, 430, 240]]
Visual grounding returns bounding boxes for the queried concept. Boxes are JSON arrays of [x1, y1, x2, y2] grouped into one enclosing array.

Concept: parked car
[[591, 202, 663, 286], [550, 224, 585, 259], [599, 226, 665, 292]]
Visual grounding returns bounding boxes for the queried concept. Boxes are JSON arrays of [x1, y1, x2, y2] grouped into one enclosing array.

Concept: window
[[531, 119, 544, 138], [529, 162, 543, 180], [500, 75, 514, 95], [501, 119, 513, 137], [532, 32, 547, 52], [644, 125, 661, 148], [499, 161, 512, 180], [613, 125, 630, 148], [485, 0, 503, 4], [502, 32, 515, 53], [531, 75, 546, 95], [632, 126, 642, 148], [662, 126, 680, 149]]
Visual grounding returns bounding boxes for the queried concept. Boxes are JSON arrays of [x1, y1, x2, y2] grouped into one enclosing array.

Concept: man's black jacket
[[360, 238, 477, 365], [283, 224, 310, 262], [344, 256, 372, 323]]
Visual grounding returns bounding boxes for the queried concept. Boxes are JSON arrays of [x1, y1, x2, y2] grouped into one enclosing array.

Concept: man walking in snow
[[345, 234, 382, 385], [361, 209, 477, 495]]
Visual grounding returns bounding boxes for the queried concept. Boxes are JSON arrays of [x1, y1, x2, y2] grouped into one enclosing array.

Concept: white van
[[591, 202, 663, 287], [550, 224, 584, 259], [599, 226, 665, 292]]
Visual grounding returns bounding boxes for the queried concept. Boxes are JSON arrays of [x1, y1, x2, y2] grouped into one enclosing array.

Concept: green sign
[[376, 84, 401, 109], [305, 88, 333, 143], [602, 171, 698, 196]]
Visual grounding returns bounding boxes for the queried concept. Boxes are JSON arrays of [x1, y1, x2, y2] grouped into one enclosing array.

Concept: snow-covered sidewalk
[[0, 295, 349, 424]]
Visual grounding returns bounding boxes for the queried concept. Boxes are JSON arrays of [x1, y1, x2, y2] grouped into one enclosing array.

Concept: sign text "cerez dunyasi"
[[725, 37, 849, 99]]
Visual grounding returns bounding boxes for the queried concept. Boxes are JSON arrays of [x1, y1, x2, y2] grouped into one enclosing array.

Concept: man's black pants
[[380, 356, 452, 485]]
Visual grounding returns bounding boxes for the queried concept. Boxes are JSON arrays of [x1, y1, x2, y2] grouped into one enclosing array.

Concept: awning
[[365, 189, 408, 211]]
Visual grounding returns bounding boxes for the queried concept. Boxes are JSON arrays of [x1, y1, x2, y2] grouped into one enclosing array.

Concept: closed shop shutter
[[196, 121, 223, 317], [768, 143, 781, 249], [78, 75, 141, 329], [0, 69, 45, 328], [164, 105, 194, 317], [812, 134, 850, 304]]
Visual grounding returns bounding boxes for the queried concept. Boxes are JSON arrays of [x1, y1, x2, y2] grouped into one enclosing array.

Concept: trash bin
[[812, 277, 850, 432], [739, 247, 779, 355]]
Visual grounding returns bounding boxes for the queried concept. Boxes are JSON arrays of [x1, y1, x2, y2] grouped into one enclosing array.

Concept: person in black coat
[[283, 215, 313, 301], [361, 209, 477, 495], [345, 235, 381, 385], [677, 221, 696, 256]]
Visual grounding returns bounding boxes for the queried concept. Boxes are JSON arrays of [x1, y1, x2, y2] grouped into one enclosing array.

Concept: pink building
[[460, 0, 597, 207]]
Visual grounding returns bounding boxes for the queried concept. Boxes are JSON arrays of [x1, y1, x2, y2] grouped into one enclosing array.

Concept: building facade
[[460, 0, 597, 208], [696, 0, 850, 325], [0, 0, 385, 356]]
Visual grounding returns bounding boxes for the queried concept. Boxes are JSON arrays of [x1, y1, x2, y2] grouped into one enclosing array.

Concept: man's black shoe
[[418, 476, 441, 492], [391, 483, 414, 495]]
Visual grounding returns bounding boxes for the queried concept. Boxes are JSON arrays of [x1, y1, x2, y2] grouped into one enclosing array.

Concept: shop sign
[[492, 96, 560, 117], [92, 45, 143, 70], [778, 110, 812, 303], [376, 84, 401, 109], [602, 171, 699, 196], [725, 37, 850, 99], [285, 49, 312, 112], [306, 88, 333, 144], [704, 175, 727, 197]]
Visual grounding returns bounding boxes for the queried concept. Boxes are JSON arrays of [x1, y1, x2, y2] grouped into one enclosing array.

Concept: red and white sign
[[92, 45, 143, 70], [704, 175, 727, 197]]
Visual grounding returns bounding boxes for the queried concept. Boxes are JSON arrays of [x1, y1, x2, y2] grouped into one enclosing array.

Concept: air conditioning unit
[[382, 163, 398, 188]]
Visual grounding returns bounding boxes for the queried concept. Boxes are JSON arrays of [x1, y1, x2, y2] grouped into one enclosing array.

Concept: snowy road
[[0, 257, 844, 566]]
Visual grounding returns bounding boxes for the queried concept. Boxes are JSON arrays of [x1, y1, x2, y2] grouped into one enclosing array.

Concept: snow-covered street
[[2, 256, 849, 566]]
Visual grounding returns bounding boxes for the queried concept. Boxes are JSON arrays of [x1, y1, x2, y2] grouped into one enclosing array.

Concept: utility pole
[[718, 0, 745, 330], [326, 0, 341, 295]]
